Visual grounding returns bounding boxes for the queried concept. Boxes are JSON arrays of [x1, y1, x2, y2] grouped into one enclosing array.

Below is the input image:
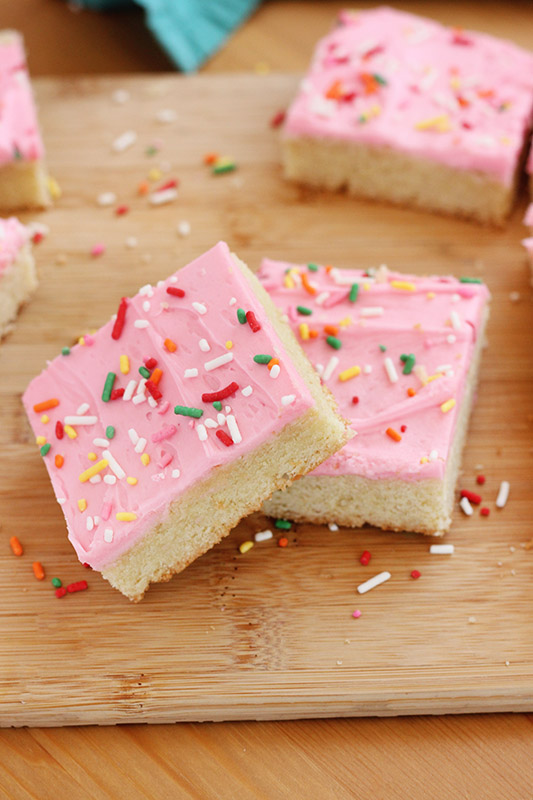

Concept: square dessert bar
[[0, 31, 50, 210], [282, 7, 533, 224], [259, 259, 490, 535], [0, 216, 37, 338], [23, 243, 350, 601]]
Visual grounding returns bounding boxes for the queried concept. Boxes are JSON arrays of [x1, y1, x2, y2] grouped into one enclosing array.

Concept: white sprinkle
[[357, 571, 391, 595], [254, 529, 273, 543], [135, 379, 146, 396], [134, 438, 147, 454], [215, 415, 225, 428], [123, 380, 137, 401], [199, 338, 210, 352], [384, 357, 399, 384], [149, 188, 178, 206], [71, 402, 87, 415], [360, 307, 384, 317], [224, 405, 231, 414], [315, 363, 324, 378], [93, 437, 109, 448], [496, 481, 510, 509], [447, 334, 456, 344], [104, 528, 114, 543], [204, 418, 218, 428], [229, 297, 237, 306], [184, 368, 199, 378], [103, 450, 126, 479], [430, 544, 454, 555], [509, 291, 520, 303], [269, 364, 281, 379], [112, 89, 129, 104], [323, 356, 340, 381], [310, 94, 336, 118], [460, 496, 473, 516], [125, 236, 138, 249], [505, 661, 510, 667], [328, 522, 339, 532], [128, 428, 139, 445], [134, 319, 149, 329], [192, 301, 207, 315], [509, 546, 515, 553], [104, 475, 117, 485], [148, 396, 158, 408], [86, 516, 94, 532], [112, 130, 137, 153], [139, 284, 154, 296], [315, 291, 330, 305], [468, 616, 477, 624], [197, 424, 208, 442], [281, 394, 296, 406], [241, 385, 253, 397], [450, 311, 461, 331], [429, 449, 438, 461], [89, 475, 102, 484], [363, 364, 372, 374], [97, 191, 116, 207], [204, 352, 233, 371], [94, 517, 100, 526], [451, 293, 460, 303], [155, 108, 177, 123], [226, 414, 242, 444], [172, 469, 180, 478], [57, 498, 66, 505], [142, 300, 151, 312], [64, 415, 98, 426], [177, 220, 191, 237]]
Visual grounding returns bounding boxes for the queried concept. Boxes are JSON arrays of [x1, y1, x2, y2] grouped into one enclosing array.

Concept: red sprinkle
[[202, 382, 239, 403], [166, 286, 185, 298], [115, 204, 129, 216], [278, 537, 289, 548], [360, 550, 371, 566], [32, 231, 44, 244], [400, 425, 407, 433], [246, 310, 261, 333], [145, 380, 162, 401], [67, 580, 88, 594], [157, 178, 179, 191], [110, 388, 125, 400], [461, 489, 482, 505], [111, 297, 128, 340], [270, 109, 286, 128], [352, 396, 359, 404], [216, 430, 234, 447], [55, 420, 64, 439], [83, 563, 92, 569], [55, 587, 67, 598], [477, 475, 486, 485], [411, 570, 421, 580], [144, 357, 158, 370], [480, 507, 490, 517]]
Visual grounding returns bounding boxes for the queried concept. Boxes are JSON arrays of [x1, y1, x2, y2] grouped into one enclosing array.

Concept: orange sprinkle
[[386, 427, 402, 442], [137, 181, 150, 196], [203, 152, 219, 165], [326, 79, 344, 100], [267, 358, 280, 371], [164, 338, 177, 353], [10, 536, 23, 556], [325, 265, 333, 273], [407, 388, 416, 398], [300, 272, 317, 296], [309, 329, 319, 338], [278, 537, 289, 548], [324, 324, 339, 336], [360, 72, 379, 95], [150, 367, 163, 385], [55, 454, 64, 468], [33, 398, 59, 413], [32, 562, 45, 581]]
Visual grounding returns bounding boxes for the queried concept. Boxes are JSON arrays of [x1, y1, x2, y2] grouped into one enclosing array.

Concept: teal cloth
[[69, 0, 261, 72]]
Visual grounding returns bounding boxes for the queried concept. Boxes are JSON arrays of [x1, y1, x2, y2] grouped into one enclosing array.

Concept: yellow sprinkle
[[427, 292, 435, 299], [78, 498, 87, 512], [426, 373, 444, 384], [299, 323, 310, 341], [36, 435, 47, 446], [413, 323, 422, 330], [141, 453, 150, 466], [391, 280, 416, 291], [254, 61, 270, 75], [363, 283, 371, 291], [339, 365, 361, 381], [41, 414, 49, 424], [339, 316, 352, 328], [450, 77, 461, 90], [47, 175, 62, 199], [79, 459, 109, 483], [126, 476, 138, 485], [500, 136, 511, 145], [420, 457, 429, 464], [415, 114, 451, 132], [78, 336, 85, 346], [64, 425, 77, 439], [225, 340, 233, 350], [239, 540, 254, 554], [368, 103, 381, 118], [120, 355, 130, 375], [87, 452, 97, 461], [148, 168, 162, 181], [284, 274, 295, 289], [441, 398, 456, 414], [116, 512, 137, 522]]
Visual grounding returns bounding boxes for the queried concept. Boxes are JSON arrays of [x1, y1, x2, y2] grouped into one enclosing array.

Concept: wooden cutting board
[[1, 74, 532, 727]]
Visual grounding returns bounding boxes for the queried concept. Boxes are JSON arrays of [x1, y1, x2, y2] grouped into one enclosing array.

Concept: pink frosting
[[0, 32, 44, 166], [22, 243, 315, 570], [283, 7, 533, 185], [0, 216, 29, 277], [259, 259, 490, 482]]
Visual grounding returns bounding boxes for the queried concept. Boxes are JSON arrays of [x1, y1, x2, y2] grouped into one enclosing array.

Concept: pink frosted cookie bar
[[0, 31, 50, 210], [22, 243, 350, 600], [0, 216, 37, 338], [282, 7, 533, 225], [259, 259, 490, 535]]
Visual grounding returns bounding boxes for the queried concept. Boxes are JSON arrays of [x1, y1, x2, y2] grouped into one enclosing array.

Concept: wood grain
[[0, 72, 532, 729]]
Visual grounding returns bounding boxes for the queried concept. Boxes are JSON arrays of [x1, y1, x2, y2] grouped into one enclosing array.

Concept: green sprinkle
[[379, 344, 387, 352], [145, 145, 158, 157], [373, 73, 387, 86], [400, 354, 408, 363], [61, 347, 70, 356], [51, 577, 62, 588], [174, 405, 204, 418], [102, 372, 116, 403], [213, 401, 222, 411], [349, 283, 359, 303], [40, 443, 51, 457], [296, 305, 313, 316], [326, 336, 342, 350], [237, 308, 247, 324], [459, 277, 483, 284], [307, 263, 319, 272], [105, 425, 115, 440], [213, 160, 236, 175], [139, 365, 151, 379], [13, 145, 22, 160], [402, 354, 416, 375], [358, 115, 368, 124], [275, 519, 292, 530], [253, 354, 272, 364]]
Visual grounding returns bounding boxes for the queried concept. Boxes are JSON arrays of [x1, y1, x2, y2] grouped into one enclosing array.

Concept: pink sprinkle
[[91, 242, 106, 257], [100, 501, 112, 521], [158, 452, 173, 468], [84, 334, 95, 346], [157, 400, 170, 415], [352, 610, 362, 619], [151, 424, 177, 443]]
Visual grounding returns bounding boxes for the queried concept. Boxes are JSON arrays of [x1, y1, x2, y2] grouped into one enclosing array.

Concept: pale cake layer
[[283, 137, 516, 226], [0, 242, 37, 338], [0, 161, 50, 211]]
